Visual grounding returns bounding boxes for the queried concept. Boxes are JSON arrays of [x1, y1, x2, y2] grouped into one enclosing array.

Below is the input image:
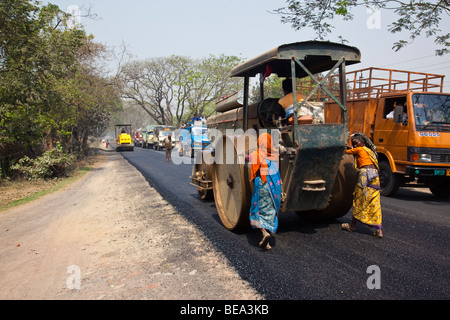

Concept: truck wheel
[[379, 161, 400, 197], [428, 180, 450, 198], [212, 137, 250, 230], [300, 154, 357, 221]]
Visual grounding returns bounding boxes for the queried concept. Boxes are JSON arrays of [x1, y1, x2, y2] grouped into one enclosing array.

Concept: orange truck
[[322, 67, 450, 198]]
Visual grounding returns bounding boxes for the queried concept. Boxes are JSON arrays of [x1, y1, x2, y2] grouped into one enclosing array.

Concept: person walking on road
[[249, 133, 282, 250], [164, 135, 173, 162], [342, 132, 383, 238]]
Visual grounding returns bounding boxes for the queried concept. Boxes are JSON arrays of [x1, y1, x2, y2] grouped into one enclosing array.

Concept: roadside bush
[[11, 144, 76, 180]]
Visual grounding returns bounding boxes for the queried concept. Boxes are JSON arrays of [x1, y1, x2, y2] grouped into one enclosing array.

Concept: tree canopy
[[0, 0, 121, 177], [274, 0, 450, 56], [0, 0, 252, 179], [120, 54, 243, 127]]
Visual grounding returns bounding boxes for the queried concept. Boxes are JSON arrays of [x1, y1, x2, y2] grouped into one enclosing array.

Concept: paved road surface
[[122, 146, 450, 300]]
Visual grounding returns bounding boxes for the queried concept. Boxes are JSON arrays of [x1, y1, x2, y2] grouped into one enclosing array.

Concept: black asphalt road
[[120, 146, 449, 300]]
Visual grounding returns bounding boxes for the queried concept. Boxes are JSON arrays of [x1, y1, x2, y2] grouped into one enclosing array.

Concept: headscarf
[[351, 132, 377, 157], [250, 133, 279, 183], [351, 132, 379, 171]]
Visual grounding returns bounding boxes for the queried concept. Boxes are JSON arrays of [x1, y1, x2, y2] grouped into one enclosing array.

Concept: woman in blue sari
[[249, 133, 282, 250]]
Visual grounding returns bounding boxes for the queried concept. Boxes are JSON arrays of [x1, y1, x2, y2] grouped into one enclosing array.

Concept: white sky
[[48, 0, 450, 91]]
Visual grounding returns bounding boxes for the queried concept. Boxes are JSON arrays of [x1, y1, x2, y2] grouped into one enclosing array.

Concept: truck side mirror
[[393, 105, 407, 125]]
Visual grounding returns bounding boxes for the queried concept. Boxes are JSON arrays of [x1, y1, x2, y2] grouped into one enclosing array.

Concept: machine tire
[[212, 137, 250, 230], [300, 154, 357, 221]]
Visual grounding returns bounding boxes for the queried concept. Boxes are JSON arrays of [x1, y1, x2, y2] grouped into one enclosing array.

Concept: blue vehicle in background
[[179, 121, 211, 158]]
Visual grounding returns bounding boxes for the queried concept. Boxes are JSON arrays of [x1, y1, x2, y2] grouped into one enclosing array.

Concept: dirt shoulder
[[0, 148, 262, 300]]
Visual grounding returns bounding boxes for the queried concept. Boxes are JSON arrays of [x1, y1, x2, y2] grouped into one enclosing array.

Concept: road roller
[[191, 41, 361, 230]]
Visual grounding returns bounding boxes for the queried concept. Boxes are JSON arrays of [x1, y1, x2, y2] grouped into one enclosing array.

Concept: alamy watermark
[[366, 265, 381, 289], [171, 128, 281, 169], [366, 6, 381, 30], [66, 5, 82, 29], [66, 265, 81, 290], [65, 263, 381, 292]]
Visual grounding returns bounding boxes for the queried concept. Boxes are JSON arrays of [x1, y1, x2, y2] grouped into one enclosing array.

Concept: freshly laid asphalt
[[121, 146, 450, 300]]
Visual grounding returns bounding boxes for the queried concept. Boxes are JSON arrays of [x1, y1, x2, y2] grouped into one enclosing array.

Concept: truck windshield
[[160, 131, 172, 137], [412, 94, 450, 132]]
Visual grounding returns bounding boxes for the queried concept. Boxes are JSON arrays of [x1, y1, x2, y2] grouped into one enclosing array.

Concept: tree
[[0, 0, 121, 178], [177, 54, 243, 122], [120, 57, 179, 126], [273, 0, 450, 55], [61, 39, 122, 153], [250, 75, 284, 104], [120, 55, 243, 127], [0, 0, 78, 158]]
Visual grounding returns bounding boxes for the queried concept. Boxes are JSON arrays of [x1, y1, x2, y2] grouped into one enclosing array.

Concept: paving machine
[[191, 41, 361, 230], [115, 124, 134, 152]]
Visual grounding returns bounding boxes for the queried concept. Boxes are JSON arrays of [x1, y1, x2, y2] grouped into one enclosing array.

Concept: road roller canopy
[[230, 41, 361, 78], [115, 124, 132, 135]]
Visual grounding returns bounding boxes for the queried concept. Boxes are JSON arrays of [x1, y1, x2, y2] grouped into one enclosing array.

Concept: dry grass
[[0, 148, 106, 211]]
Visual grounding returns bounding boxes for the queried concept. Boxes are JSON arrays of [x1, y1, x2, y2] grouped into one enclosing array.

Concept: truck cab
[[179, 120, 211, 158], [134, 129, 143, 147], [323, 67, 450, 197], [152, 126, 175, 151], [374, 92, 450, 197]]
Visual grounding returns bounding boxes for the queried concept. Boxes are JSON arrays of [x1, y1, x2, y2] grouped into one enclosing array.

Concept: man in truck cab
[[278, 79, 312, 124], [386, 100, 407, 123]]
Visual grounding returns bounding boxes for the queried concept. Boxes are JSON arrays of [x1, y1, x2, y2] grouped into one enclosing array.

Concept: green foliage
[[0, 0, 83, 147], [0, 0, 122, 178], [11, 143, 76, 180], [274, 0, 449, 56]]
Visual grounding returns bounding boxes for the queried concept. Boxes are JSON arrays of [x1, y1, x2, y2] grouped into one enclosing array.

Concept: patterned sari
[[249, 133, 282, 233], [249, 160, 282, 233], [352, 147, 382, 229]]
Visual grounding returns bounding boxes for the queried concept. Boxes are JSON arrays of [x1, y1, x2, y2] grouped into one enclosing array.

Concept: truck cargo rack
[[298, 67, 445, 102]]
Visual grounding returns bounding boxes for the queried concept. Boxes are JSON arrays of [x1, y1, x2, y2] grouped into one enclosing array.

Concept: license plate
[[434, 169, 445, 176]]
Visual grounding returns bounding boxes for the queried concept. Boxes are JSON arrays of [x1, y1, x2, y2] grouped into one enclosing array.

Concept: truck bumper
[[406, 166, 450, 179]]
